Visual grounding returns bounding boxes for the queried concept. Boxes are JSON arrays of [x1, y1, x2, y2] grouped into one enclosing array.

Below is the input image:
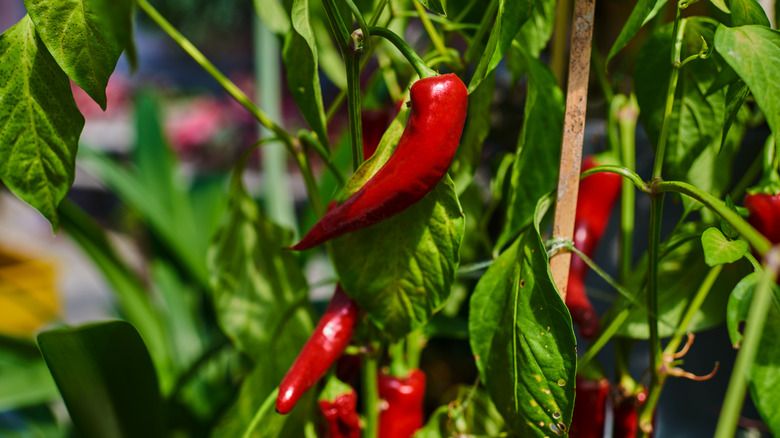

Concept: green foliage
[[0, 338, 58, 411], [469, 198, 576, 437], [607, 0, 669, 65], [727, 273, 780, 436], [0, 16, 84, 229], [37, 321, 165, 438], [701, 227, 749, 266]]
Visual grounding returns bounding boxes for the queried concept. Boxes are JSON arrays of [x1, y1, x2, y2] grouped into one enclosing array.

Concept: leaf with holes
[[0, 16, 84, 229]]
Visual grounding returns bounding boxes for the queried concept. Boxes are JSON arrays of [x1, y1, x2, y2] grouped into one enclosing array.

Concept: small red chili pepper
[[612, 386, 649, 438], [378, 368, 426, 438], [743, 191, 780, 243], [569, 377, 610, 438], [276, 285, 360, 414], [291, 74, 468, 251], [318, 381, 362, 438], [567, 155, 622, 338]]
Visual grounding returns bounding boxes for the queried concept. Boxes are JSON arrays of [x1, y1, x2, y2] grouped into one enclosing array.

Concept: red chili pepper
[[276, 285, 360, 414], [743, 192, 780, 243], [612, 386, 649, 438], [291, 74, 468, 251], [361, 108, 393, 160], [378, 368, 426, 438], [569, 377, 610, 438], [318, 385, 362, 438], [567, 155, 622, 338]]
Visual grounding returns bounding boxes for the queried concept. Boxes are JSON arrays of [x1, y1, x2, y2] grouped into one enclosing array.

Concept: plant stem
[[345, 54, 364, 171], [463, 0, 498, 63], [368, 26, 437, 78], [412, 1, 457, 67], [714, 248, 780, 438], [321, 0, 352, 50], [640, 193, 664, 435], [651, 8, 685, 180], [242, 387, 280, 438], [551, 0, 572, 88], [344, 0, 371, 43], [363, 346, 380, 438], [618, 97, 639, 282], [137, 0, 293, 148], [654, 180, 772, 255]]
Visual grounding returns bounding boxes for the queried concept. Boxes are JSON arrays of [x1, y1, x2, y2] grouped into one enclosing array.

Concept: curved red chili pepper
[[291, 74, 468, 251], [276, 285, 360, 414], [567, 156, 622, 338], [743, 192, 780, 243], [318, 387, 361, 438], [378, 368, 426, 438], [570, 377, 610, 438]]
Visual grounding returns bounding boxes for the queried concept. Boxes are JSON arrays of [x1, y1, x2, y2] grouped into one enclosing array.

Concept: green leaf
[[283, 0, 330, 150], [498, 50, 564, 249], [469, 209, 576, 436], [450, 71, 495, 194], [0, 15, 84, 229], [24, 0, 135, 109], [254, 0, 291, 34], [726, 273, 780, 436], [701, 227, 749, 266], [333, 176, 464, 339], [514, 0, 557, 59], [208, 171, 313, 358], [313, 17, 346, 89], [606, 0, 669, 65], [0, 338, 58, 410], [715, 25, 780, 142], [710, 0, 730, 13], [635, 18, 726, 183], [416, 0, 447, 16], [468, 0, 533, 92], [37, 321, 164, 438], [727, 0, 771, 26], [610, 227, 751, 338], [720, 195, 742, 240]]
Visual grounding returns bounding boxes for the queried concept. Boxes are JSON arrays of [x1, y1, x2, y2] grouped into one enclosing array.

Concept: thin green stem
[[321, 0, 352, 50], [295, 150, 326, 217], [454, 0, 480, 22], [137, 0, 293, 148], [578, 309, 630, 369], [242, 387, 280, 438], [619, 97, 639, 282], [641, 193, 664, 436], [368, 26, 437, 78], [714, 248, 780, 438], [363, 346, 380, 438], [344, 54, 364, 171], [298, 131, 346, 186], [412, 1, 458, 68], [639, 263, 723, 433], [654, 180, 772, 255], [551, 0, 572, 88], [580, 165, 649, 193], [651, 8, 685, 180], [591, 43, 614, 102]]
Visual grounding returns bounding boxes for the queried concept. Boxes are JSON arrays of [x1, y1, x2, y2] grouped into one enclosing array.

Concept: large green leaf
[[606, 0, 669, 65], [514, 0, 556, 59], [469, 199, 576, 437], [450, 72, 495, 194], [468, 0, 533, 92], [37, 321, 164, 438], [609, 227, 751, 338], [208, 169, 313, 358], [283, 0, 329, 150], [498, 49, 564, 249], [715, 25, 780, 141], [726, 273, 780, 436], [727, 0, 771, 26], [0, 15, 84, 229], [635, 18, 726, 182], [24, 0, 135, 109], [0, 338, 58, 410], [333, 176, 464, 338]]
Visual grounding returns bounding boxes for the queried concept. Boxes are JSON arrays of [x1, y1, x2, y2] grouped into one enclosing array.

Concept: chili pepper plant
[[1, 0, 780, 437]]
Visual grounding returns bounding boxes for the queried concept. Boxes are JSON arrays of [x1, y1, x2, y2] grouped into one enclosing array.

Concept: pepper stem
[[367, 26, 437, 78]]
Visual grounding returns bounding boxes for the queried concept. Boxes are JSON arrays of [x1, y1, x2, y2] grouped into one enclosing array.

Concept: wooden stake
[[550, 0, 597, 301]]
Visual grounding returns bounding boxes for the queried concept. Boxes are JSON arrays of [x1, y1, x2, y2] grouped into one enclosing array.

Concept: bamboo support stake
[[550, 0, 597, 301]]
